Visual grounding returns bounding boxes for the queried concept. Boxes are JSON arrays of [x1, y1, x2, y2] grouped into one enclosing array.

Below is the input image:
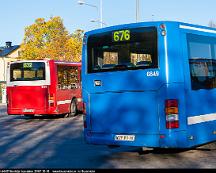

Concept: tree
[[65, 29, 84, 62], [209, 20, 216, 28], [20, 16, 83, 62]]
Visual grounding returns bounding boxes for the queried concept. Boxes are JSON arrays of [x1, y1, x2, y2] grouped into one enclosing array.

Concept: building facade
[[0, 41, 20, 103]]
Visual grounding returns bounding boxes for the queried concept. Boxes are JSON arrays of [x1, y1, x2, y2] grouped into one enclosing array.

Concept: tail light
[[165, 99, 179, 129], [48, 93, 55, 107]]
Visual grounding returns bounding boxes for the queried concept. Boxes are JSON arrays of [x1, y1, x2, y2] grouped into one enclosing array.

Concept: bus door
[[7, 61, 49, 114], [85, 26, 161, 136]]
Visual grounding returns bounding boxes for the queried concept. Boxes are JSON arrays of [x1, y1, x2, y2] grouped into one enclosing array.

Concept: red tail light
[[48, 93, 55, 107], [165, 99, 179, 129]]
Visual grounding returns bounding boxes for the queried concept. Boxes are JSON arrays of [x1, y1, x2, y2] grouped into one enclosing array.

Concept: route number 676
[[113, 30, 130, 42]]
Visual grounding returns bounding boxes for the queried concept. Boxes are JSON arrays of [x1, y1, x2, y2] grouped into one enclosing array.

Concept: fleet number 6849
[[147, 71, 159, 77]]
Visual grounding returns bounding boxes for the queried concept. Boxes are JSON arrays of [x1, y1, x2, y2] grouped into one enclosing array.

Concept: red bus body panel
[[7, 60, 82, 116], [7, 86, 48, 115]]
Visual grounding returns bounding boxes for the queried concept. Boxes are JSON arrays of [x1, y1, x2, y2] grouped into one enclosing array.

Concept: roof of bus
[[85, 20, 216, 36], [54, 60, 81, 66], [9, 60, 81, 66]]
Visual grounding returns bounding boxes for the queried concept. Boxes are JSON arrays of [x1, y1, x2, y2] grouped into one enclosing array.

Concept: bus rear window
[[10, 62, 46, 81], [87, 27, 158, 73]]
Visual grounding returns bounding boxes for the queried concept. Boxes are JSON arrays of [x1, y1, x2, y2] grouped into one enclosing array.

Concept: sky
[[0, 0, 216, 46]]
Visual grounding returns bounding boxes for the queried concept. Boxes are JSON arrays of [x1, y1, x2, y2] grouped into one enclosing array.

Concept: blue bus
[[82, 21, 216, 149]]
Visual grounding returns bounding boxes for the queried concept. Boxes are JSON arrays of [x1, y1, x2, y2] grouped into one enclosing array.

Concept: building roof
[[0, 44, 20, 57]]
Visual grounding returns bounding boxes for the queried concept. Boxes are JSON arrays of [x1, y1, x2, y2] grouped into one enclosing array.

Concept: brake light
[[165, 99, 179, 129], [48, 93, 55, 107]]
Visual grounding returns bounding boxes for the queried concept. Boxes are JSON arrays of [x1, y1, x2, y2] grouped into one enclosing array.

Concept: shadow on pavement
[[0, 114, 114, 169]]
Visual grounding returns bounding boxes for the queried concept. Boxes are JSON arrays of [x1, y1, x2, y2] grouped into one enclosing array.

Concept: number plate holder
[[23, 109, 34, 113], [114, 135, 135, 141]]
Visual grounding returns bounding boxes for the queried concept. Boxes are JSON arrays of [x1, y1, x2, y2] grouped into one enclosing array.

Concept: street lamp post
[[99, 0, 103, 28], [136, 0, 140, 22], [152, 14, 155, 21], [78, 0, 103, 28], [78, 0, 98, 10], [90, 19, 106, 26]]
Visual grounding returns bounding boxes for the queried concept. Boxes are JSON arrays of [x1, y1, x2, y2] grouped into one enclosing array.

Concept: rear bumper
[[84, 131, 160, 147], [7, 108, 58, 115], [84, 130, 190, 148]]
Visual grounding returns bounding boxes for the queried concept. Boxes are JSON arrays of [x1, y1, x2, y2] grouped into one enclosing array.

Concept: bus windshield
[[87, 27, 158, 73], [10, 62, 46, 81]]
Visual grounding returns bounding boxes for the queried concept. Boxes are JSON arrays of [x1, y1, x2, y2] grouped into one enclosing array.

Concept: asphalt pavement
[[0, 105, 216, 169]]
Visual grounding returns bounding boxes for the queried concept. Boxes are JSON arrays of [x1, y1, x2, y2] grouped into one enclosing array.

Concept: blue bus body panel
[[90, 91, 158, 134]]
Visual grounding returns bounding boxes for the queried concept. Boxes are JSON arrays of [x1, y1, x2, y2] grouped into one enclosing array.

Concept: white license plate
[[115, 135, 135, 141], [23, 109, 34, 113]]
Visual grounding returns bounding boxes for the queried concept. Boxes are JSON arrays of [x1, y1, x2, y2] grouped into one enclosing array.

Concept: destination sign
[[23, 63, 33, 68], [112, 29, 130, 42]]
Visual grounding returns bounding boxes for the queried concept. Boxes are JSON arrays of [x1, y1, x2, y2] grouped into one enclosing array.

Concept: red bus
[[6, 60, 83, 117]]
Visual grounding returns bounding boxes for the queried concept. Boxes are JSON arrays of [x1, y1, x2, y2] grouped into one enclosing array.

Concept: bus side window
[[188, 35, 216, 90], [68, 67, 80, 89], [57, 65, 80, 90]]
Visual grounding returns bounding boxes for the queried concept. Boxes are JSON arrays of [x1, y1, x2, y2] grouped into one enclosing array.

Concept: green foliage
[[20, 16, 83, 62]]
